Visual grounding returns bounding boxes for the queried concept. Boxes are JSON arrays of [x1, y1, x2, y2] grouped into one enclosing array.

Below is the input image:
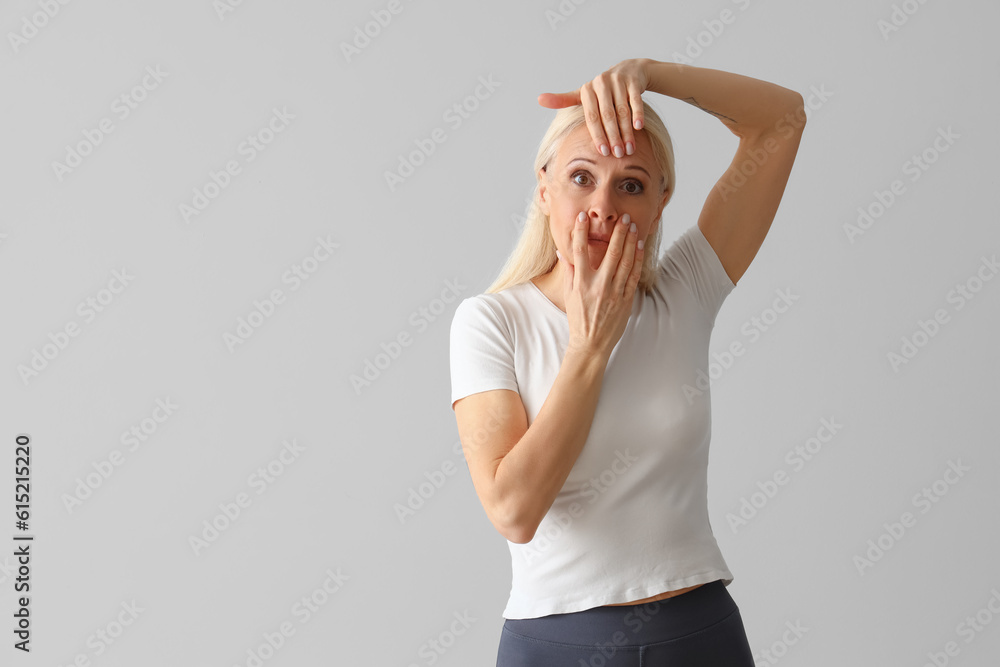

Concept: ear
[[657, 185, 672, 218], [536, 166, 551, 217]]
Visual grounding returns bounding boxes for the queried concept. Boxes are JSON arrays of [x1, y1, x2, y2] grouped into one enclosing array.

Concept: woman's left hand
[[538, 57, 652, 159]]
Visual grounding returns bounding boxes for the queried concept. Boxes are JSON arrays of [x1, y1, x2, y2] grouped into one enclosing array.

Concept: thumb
[[538, 91, 582, 109]]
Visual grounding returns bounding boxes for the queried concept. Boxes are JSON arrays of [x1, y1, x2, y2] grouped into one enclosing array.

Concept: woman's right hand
[[559, 211, 644, 361]]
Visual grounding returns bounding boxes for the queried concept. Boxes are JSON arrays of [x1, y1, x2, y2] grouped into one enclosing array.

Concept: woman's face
[[538, 123, 670, 272]]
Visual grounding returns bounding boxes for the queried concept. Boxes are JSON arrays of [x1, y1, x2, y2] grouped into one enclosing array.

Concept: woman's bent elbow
[[502, 523, 535, 545], [492, 501, 536, 544]]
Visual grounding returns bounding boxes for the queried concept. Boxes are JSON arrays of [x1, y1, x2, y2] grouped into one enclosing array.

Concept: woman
[[449, 57, 805, 666]]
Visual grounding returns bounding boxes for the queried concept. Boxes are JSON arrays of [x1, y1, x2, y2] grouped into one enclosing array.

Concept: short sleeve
[[659, 223, 737, 319], [449, 296, 519, 409]]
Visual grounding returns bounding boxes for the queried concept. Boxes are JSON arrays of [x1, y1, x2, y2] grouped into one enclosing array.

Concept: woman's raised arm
[[646, 61, 805, 284], [540, 58, 807, 285]]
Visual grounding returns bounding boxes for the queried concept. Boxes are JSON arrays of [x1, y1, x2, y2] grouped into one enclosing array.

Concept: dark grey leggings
[[496, 580, 755, 666]]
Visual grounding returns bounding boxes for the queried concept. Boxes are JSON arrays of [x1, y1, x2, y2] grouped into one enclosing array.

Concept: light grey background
[[1, 0, 998, 665]]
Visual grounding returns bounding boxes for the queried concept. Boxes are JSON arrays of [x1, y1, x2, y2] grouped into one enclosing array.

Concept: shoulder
[[658, 224, 717, 276], [653, 224, 736, 317], [454, 282, 531, 317], [451, 283, 533, 336]]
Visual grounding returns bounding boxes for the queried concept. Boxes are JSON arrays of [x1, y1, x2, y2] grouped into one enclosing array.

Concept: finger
[[571, 211, 590, 286], [537, 91, 582, 109], [597, 212, 631, 286], [624, 238, 645, 302], [578, 85, 610, 157], [592, 75, 625, 158], [613, 216, 639, 296], [618, 81, 642, 156], [628, 84, 644, 134], [557, 249, 574, 300], [611, 82, 635, 158]]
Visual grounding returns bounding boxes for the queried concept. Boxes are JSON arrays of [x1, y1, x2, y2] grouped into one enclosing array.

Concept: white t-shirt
[[449, 223, 737, 620]]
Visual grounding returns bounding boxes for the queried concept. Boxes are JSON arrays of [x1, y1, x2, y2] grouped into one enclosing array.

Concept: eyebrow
[[565, 157, 651, 179]]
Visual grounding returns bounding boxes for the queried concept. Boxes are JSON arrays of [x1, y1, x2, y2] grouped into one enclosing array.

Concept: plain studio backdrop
[[1, 0, 998, 665]]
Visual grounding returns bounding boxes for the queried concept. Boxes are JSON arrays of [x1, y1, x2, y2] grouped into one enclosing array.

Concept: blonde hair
[[486, 98, 676, 295]]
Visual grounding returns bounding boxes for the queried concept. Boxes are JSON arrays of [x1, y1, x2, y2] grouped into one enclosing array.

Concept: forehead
[[555, 123, 658, 172]]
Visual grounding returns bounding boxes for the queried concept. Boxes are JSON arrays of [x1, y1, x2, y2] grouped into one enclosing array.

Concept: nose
[[587, 184, 623, 232]]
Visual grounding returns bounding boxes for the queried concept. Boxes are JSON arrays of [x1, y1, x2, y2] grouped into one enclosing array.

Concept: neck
[[533, 262, 567, 313]]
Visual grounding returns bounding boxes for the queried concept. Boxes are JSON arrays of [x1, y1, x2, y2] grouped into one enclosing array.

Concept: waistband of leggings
[[502, 579, 738, 646]]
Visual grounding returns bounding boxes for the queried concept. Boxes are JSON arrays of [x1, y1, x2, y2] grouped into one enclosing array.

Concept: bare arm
[[456, 209, 641, 545], [645, 60, 802, 135], [455, 347, 609, 544], [644, 60, 806, 284]]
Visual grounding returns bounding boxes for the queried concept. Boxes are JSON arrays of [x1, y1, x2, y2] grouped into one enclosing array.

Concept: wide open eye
[[623, 180, 644, 195]]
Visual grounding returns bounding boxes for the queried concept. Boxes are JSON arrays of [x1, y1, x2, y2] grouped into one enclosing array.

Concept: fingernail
[[556, 249, 562, 261], [600, 144, 609, 156], [638, 239, 644, 250], [613, 145, 623, 158], [630, 222, 637, 233], [577, 211, 586, 222], [626, 141, 634, 155], [622, 213, 630, 225]]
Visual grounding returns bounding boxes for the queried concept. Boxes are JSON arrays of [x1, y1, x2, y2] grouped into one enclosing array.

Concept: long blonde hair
[[486, 99, 676, 295]]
